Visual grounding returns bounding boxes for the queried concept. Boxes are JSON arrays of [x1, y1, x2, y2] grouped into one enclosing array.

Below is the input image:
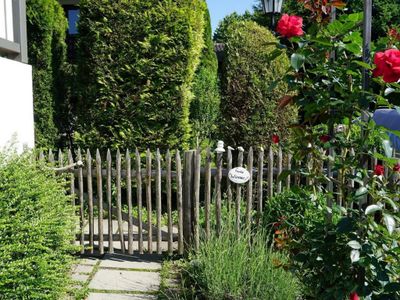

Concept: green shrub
[[190, 8, 220, 148], [76, 0, 206, 150], [0, 151, 76, 299], [26, 0, 68, 149], [185, 220, 301, 299], [219, 20, 297, 148]]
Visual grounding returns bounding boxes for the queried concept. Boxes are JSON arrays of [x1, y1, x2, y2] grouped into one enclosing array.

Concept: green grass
[[184, 221, 302, 299]]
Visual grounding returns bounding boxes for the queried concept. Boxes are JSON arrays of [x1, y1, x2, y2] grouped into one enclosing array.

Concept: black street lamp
[[261, 0, 284, 29]]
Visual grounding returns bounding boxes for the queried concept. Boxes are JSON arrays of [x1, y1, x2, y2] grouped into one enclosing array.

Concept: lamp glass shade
[[262, 0, 283, 14]]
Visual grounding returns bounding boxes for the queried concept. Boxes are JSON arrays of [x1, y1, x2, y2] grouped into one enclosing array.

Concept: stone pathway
[[70, 253, 162, 299]]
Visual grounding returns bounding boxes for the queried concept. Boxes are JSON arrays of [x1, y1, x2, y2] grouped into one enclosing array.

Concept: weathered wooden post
[[183, 150, 194, 249]]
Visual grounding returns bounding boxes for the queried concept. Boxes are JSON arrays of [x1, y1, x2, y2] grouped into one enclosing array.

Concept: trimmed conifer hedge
[[190, 8, 220, 147], [26, 0, 68, 149], [75, 0, 206, 150], [219, 20, 297, 148]]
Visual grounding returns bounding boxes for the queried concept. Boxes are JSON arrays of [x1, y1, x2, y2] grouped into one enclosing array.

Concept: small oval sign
[[228, 167, 250, 184]]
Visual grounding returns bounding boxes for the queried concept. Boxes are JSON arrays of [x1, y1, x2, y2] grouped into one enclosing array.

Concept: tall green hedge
[[0, 151, 75, 299], [75, 0, 206, 150], [26, 0, 68, 149], [190, 8, 220, 147], [219, 21, 297, 148]]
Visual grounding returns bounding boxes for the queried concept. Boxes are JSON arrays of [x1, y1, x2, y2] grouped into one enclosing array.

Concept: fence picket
[[204, 148, 212, 240], [277, 147, 283, 193], [106, 149, 113, 253], [116, 150, 125, 253], [146, 149, 153, 253], [236, 148, 244, 236], [86, 149, 94, 254], [96, 149, 104, 255], [166, 150, 173, 255], [176, 150, 183, 255], [183, 151, 193, 247], [48, 149, 54, 165], [286, 153, 292, 190], [193, 149, 201, 251], [156, 149, 162, 254], [268, 147, 274, 199], [135, 148, 143, 254], [77, 148, 85, 254], [58, 150, 63, 167], [257, 148, 264, 224], [126, 149, 134, 255], [246, 147, 254, 227], [68, 149, 75, 206], [215, 150, 223, 236], [226, 147, 233, 210]]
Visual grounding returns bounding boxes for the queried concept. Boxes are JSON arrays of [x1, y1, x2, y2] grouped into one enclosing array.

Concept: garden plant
[[267, 1, 400, 299], [0, 150, 76, 299]]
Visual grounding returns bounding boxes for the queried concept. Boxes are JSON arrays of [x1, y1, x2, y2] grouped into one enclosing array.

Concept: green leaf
[[383, 214, 396, 235], [347, 240, 361, 250], [290, 53, 305, 72], [365, 204, 382, 215], [350, 249, 360, 263], [353, 61, 373, 70], [355, 187, 368, 199]]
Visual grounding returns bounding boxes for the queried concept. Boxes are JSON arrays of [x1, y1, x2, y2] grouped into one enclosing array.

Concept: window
[[68, 9, 79, 35]]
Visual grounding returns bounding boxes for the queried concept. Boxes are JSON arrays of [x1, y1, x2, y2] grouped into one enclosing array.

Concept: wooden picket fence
[[41, 145, 395, 256], [41, 146, 295, 256]]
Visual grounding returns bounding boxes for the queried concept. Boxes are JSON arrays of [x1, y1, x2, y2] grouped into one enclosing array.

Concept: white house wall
[[0, 56, 34, 151]]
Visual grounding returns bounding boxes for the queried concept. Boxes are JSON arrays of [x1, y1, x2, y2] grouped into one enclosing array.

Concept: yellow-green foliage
[[219, 20, 297, 148], [190, 8, 220, 147], [0, 151, 76, 299], [76, 0, 206, 150], [26, 0, 68, 149]]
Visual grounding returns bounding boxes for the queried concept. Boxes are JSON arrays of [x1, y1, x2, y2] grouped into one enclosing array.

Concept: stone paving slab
[[71, 273, 89, 283], [100, 254, 161, 270], [89, 269, 160, 292], [80, 258, 99, 265], [73, 264, 94, 274], [87, 293, 156, 300]]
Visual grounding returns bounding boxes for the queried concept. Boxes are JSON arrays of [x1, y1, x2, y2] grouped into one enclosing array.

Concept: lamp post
[[261, 0, 284, 30]]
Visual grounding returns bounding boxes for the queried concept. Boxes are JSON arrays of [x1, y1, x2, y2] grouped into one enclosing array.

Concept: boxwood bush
[[76, 0, 206, 150], [0, 151, 76, 299], [219, 20, 297, 148]]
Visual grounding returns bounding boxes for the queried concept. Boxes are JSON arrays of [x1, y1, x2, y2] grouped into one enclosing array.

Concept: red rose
[[272, 134, 280, 144], [373, 49, 400, 83], [277, 14, 304, 39], [319, 134, 331, 143], [394, 163, 400, 172], [374, 164, 385, 176], [349, 292, 360, 300]]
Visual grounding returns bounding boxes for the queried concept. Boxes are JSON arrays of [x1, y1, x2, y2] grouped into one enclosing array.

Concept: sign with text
[[228, 167, 250, 184]]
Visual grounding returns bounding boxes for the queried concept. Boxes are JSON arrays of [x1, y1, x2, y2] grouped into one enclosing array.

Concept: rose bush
[[269, 3, 400, 299]]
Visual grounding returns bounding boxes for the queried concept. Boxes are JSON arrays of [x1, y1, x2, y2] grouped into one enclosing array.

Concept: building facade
[[0, 0, 34, 151]]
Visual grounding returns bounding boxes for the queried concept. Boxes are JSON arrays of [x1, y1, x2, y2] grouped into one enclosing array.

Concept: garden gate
[[43, 146, 294, 256]]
